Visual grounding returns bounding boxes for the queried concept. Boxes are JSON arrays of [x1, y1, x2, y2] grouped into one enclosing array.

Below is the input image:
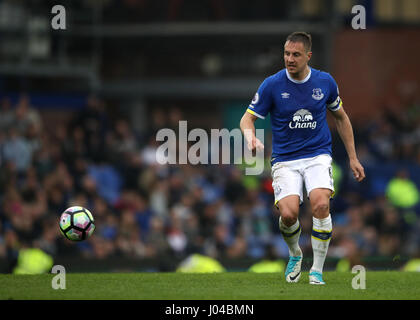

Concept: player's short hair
[[286, 32, 312, 52]]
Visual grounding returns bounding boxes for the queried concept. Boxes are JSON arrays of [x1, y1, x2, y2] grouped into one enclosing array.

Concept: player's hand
[[247, 136, 264, 152], [350, 158, 365, 182]]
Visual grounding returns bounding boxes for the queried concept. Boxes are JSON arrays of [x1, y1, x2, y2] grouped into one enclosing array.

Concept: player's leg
[[308, 188, 332, 285], [303, 154, 334, 285], [272, 162, 304, 283], [276, 195, 302, 256], [276, 196, 303, 283]]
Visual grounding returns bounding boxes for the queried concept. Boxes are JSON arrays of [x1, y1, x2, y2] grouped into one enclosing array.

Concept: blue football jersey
[[247, 67, 342, 164]]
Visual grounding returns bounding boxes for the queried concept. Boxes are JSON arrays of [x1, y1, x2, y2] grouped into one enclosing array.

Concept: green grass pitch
[[1, 271, 420, 300]]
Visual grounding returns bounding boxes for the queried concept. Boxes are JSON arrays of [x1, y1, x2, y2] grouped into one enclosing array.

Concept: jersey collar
[[286, 67, 312, 84]]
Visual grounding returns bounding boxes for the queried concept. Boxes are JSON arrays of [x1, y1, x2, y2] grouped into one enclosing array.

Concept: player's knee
[[279, 210, 299, 227], [312, 202, 330, 217]]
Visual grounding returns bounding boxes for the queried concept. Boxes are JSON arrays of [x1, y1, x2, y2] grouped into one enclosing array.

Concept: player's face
[[284, 41, 312, 75]]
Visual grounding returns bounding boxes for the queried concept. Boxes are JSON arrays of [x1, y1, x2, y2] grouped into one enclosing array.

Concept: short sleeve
[[326, 74, 342, 112], [247, 77, 273, 119]]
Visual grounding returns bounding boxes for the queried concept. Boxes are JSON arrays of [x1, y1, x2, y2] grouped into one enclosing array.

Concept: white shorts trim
[[271, 154, 334, 205]]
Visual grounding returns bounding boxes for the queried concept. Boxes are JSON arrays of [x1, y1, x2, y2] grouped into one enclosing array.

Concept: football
[[59, 206, 95, 241]]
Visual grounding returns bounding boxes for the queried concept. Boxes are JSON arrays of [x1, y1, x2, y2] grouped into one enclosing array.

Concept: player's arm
[[241, 77, 273, 151], [329, 106, 365, 182], [240, 111, 264, 151]]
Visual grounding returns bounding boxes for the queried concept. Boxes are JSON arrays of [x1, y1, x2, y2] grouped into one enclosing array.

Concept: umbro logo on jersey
[[281, 92, 290, 99]]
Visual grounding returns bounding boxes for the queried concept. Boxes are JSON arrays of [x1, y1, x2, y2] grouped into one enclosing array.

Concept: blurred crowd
[[1, 91, 420, 272]]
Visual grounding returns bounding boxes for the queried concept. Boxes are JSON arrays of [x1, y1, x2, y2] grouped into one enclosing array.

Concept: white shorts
[[271, 154, 334, 206]]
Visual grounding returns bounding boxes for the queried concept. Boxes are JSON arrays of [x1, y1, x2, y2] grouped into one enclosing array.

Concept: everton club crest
[[312, 88, 324, 101]]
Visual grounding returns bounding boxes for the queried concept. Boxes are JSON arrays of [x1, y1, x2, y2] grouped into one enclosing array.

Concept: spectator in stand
[[0, 97, 15, 133], [2, 127, 33, 174], [386, 169, 420, 210], [13, 95, 42, 137]]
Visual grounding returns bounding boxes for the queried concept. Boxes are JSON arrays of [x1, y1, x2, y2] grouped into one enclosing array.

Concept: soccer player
[[240, 32, 365, 285]]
